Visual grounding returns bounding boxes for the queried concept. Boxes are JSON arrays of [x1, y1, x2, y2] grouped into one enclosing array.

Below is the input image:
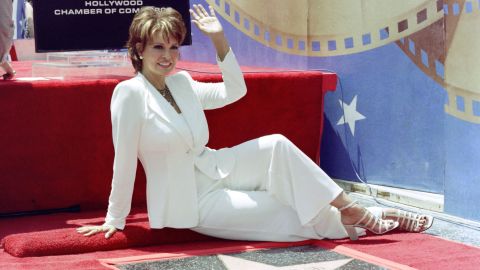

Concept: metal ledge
[[334, 179, 444, 212]]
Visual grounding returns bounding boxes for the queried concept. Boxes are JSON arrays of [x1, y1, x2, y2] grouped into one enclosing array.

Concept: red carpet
[[321, 232, 480, 270], [4, 215, 479, 270], [1, 220, 211, 257]]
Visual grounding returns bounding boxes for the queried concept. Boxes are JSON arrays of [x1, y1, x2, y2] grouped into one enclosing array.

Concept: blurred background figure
[[12, 0, 27, 39], [24, 0, 34, 39], [0, 0, 15, 79]]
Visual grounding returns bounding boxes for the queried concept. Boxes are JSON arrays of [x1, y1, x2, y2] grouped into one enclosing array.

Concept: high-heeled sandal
[[2, 70, 15, 80], [339, 201, 399, 240], [1, 60, 15, 80], [380, 208, 434, 233]]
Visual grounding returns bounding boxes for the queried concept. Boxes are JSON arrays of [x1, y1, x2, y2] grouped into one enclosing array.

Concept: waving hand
[[190, 4, 223, 36]]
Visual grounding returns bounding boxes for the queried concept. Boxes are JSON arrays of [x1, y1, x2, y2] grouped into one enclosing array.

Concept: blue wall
[[315, 44, 445, 193]]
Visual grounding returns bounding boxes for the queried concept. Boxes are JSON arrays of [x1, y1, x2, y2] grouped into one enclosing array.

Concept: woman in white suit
[[78, 5, 433, 241]]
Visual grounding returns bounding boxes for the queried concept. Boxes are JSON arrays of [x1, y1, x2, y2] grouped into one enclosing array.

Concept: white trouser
[[192, 134, 364, 241]]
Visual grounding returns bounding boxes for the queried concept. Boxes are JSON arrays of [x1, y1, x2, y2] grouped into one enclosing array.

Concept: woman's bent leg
[[224, 134, 343, 225]]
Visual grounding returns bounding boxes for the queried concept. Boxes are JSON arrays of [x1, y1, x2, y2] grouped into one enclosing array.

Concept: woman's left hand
[[76, 224, 117, 239], [190, 4, 223, 36]]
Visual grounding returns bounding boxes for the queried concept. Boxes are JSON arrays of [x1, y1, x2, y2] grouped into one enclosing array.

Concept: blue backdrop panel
[[444, 115, 480, 221]]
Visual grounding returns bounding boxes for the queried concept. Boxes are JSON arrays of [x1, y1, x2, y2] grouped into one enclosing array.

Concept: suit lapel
[[167, 74, 208, 150], [138, 73, 194, 148]]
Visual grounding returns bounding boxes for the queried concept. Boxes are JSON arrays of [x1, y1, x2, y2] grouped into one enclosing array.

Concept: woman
[[0, 0, 15, 80], [77, 5, 433, 241]]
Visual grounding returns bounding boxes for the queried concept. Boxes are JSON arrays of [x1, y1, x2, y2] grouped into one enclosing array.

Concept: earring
[[139, 55, 143, 60]]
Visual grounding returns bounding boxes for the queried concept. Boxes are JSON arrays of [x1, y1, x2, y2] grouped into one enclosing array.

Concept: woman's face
[[139, 31, 180, 79]]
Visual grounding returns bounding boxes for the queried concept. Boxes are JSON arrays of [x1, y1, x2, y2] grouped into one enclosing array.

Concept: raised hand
[[190, 4, 223, 36], [190, 4, 230, 60]]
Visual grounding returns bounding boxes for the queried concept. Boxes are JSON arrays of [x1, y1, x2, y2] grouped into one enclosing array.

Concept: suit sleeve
[[104, 82, 144, 230], [190, 48, 247, 110]]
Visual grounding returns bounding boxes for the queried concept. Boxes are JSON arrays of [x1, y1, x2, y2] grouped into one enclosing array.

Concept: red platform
[[0, 60, 336, 214], [0, 60, 336, 266]]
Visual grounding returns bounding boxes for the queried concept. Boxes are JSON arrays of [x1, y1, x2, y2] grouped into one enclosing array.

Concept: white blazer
[[105, 50, 247, 230]]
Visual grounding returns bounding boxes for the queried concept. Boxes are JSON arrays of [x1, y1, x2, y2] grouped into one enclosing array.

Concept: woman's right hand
[[76, 224, 117, 239]]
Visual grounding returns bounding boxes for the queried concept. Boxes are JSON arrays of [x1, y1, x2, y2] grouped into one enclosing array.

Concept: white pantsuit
[[105, 49, 361, 241]]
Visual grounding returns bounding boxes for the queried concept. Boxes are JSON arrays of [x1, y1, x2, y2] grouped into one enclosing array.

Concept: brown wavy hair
[[127, 7, 187, 72]]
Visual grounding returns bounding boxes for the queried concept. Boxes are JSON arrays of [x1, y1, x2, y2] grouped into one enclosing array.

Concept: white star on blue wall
[[336, 95, 366, 136]]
